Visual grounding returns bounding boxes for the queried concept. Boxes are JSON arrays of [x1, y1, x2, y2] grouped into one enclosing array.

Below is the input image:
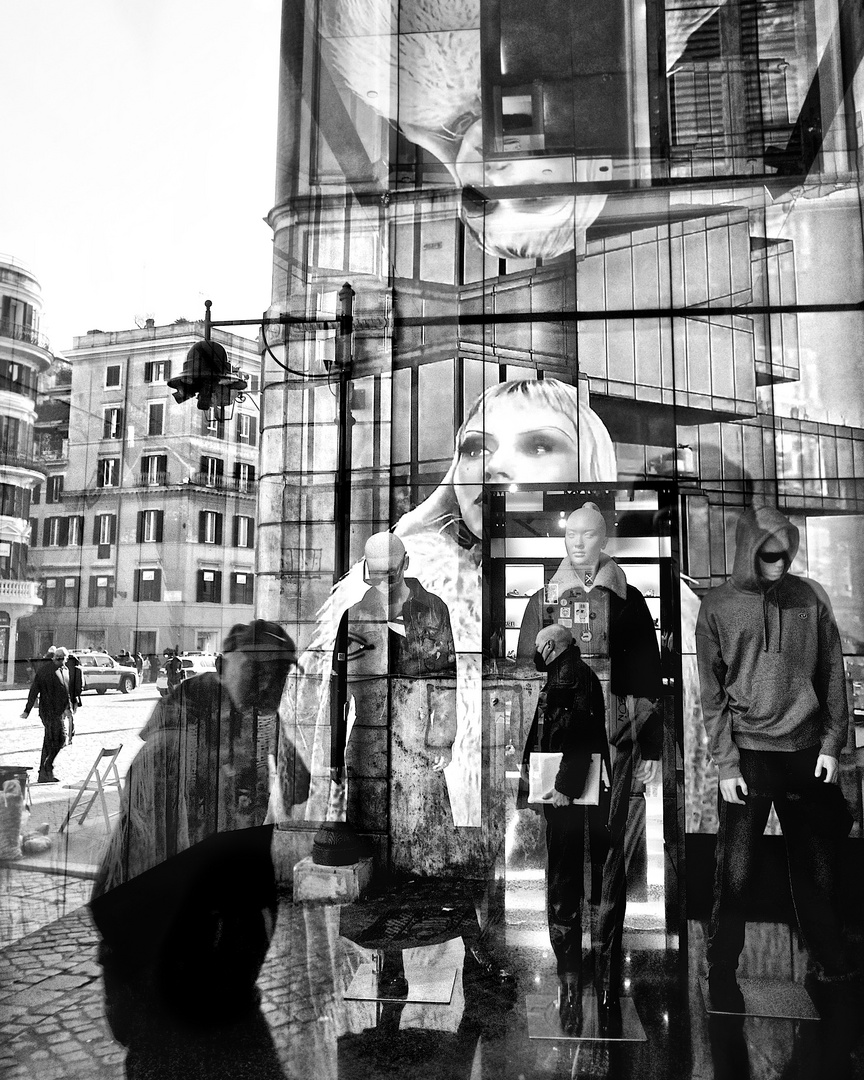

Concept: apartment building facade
[[22, 320, 261, 660]]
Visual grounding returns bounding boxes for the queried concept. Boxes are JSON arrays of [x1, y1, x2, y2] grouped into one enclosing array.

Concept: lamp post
[[167, 287, 365, 864]]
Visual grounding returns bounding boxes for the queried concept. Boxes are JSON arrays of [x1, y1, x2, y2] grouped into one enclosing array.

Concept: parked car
[[156, 653, 218, 696], [71, 651, 140, 695]]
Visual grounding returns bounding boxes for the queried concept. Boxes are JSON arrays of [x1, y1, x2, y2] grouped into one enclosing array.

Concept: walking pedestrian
[[21, 646, 83, 783]]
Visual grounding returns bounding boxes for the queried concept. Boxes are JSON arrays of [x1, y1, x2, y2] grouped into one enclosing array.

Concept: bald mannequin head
[[564, 501, 607, 570], [535, 623, 574, 667], [363, 531, 409, 591]]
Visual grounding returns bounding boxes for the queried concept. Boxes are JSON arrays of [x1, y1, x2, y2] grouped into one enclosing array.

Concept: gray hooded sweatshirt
[[695, 505, 848, 781]]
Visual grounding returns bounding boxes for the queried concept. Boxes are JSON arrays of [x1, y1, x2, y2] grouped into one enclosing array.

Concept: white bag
[[527, 752, 605, 806]]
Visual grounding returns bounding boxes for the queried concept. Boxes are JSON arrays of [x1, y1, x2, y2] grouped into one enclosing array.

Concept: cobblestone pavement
[[0, 868, 93, 949]]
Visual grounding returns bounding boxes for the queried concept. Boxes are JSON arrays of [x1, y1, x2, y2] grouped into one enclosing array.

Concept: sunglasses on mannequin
[[757, 550, 787, 563], [362, 556, 407, 585]]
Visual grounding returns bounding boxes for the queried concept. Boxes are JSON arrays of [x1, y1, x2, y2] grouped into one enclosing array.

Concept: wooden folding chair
[[59, 746, 123, 833]]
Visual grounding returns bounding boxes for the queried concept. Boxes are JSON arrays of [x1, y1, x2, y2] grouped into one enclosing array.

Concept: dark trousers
[[545, 804, 609, 977], [594, 743, 635, 994], [39, 713, 66, 774], [707, 745, 849, 978]]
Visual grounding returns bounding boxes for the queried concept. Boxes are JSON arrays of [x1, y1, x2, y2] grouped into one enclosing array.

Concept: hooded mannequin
[[696, 504, 852, 1010]]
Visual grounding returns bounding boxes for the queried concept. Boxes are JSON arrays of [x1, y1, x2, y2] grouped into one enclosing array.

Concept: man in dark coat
[[522, 624, 610, 1033], [518, 502, 663, 1033], [22, 645, 82, 783]]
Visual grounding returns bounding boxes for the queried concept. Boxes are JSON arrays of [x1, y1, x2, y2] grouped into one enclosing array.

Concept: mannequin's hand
[[634, 759, 660, 785], [431, 748, 452, 771], [551, 789, 571, 808], [719, 776, 748, 804], [815, 754, 839, 784]]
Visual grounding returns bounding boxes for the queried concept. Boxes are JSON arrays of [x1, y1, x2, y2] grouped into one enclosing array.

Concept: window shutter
[[215, 458, 224, 478], [213, 571, 222, 602], [214, 513, 223, 546], [144, 362, 153, 382], [155, 510, 164, 543], [164, 360, 172, 380], [93, 516, 100, 544], [157, 455, 167, 477], [247, 520, 254, 548], [137, 511, 145, 543], [196, 571, 204, 603], [232, 516, 239, 547], [198, 511, 206, 543], [249, 423, 257, 448], [42, 519, 50, 546], [153, 569, 162, 599], [29, 518, 38, 546], [134, 570, 141, 602], [109, 514, 117, 543], [88, 577, 97, 607]]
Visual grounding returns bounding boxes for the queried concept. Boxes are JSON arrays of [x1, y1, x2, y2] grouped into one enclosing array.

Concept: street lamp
[[167, 287, 365, 866]]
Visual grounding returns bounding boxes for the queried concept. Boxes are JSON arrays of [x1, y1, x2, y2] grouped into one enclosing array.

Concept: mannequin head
[[564, 502, 607, 570], [363, 532, 408, 597], [756, 535, 789, 584], [534, 623, 574, 669]]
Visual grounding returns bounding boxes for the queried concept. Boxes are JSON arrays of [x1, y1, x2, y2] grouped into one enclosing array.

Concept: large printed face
[[220, 650, 291, 715], [453, 396, 584, 536]]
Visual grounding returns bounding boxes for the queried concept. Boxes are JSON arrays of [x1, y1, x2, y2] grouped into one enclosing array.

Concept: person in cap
[[90, 620, 309, 1070], [517, 502, 663, 1033], [696, 505, 854, 1012], [22, 645, 83, 783], [520, 624, 610, 1033]]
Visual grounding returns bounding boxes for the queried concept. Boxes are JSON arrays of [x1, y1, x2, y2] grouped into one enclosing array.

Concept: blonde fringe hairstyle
[[397, 377, 617, 539]]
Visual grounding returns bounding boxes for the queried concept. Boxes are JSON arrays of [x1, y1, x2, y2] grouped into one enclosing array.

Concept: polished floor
[[2, 797, 863, 1078]]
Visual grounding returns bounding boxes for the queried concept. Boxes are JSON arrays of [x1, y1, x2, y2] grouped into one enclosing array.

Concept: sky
[[0, 0, 281, 351]]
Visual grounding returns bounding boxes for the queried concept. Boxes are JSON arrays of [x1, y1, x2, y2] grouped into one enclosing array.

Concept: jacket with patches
[[696, 506, 849, 780]]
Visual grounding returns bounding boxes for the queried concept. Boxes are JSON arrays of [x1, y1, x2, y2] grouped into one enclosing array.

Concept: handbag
[[527, 752, 606, 806]]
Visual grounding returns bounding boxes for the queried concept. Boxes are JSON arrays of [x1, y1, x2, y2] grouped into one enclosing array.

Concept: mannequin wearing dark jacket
[[696, 505, 853, 1010], [523, 625, 609, 1028], [518, 505, 662, 1026]]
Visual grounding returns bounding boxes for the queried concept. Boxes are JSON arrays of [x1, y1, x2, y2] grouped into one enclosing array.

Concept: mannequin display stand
[[699, 976, 820, 1020], [526, 985, 647, 1041], [345, 960, 457, 1005]]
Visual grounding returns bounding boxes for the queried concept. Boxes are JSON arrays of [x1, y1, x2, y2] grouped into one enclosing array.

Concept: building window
[[134, 568, 162, 602], [105, 364, 121, 388], [137, 509, 164, 543], [141, 454, 168, 486], [44, 576, 79, 608], [46, 475, 64, 503], [196, 569, 222, 604], [67, 515, 83, 547], [234, 462, 256, 493], [88, 575, 114, 608], [44, 517, 64, 547], [199, 455, 224, 487], [144, 360, 170, 383], [198, 510, 223, 545], [230, 572, 254, 605], [103, 407, 123, 440], [97, 458, 120, 488], [201, 409, 225, 439], [147, 401, 164, 436], [233, 515, 254, 548], [93, 513, 116, 559], [236, 413, 257, 446]]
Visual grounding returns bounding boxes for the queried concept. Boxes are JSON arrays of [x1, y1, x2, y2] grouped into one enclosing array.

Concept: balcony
[[0, 319, 50, 352], [187, 472, 255, 495], [0, 579, 42, 607], [0, 449, 44, 472]]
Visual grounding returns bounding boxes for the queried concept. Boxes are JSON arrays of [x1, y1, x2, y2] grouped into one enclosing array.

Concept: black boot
[[707, 966, 745, 1013], [596, 989, 622, 1037], [558, 975, 582, 1035]]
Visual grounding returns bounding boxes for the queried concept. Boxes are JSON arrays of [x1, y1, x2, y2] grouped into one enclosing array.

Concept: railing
[[0, 579, 42, 603], [0, 449, 43, 471], [187, 472, 255, 494], [137, 472, 171, 487], [0, 319, 50, 351]]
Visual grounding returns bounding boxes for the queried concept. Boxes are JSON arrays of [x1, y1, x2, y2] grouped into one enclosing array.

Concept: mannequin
[[518, 502, 662, 1033]]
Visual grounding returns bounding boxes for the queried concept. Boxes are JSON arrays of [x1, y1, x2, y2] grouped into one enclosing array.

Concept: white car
[[156, 653, 218, 696], [72, 651, 139, 695]]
